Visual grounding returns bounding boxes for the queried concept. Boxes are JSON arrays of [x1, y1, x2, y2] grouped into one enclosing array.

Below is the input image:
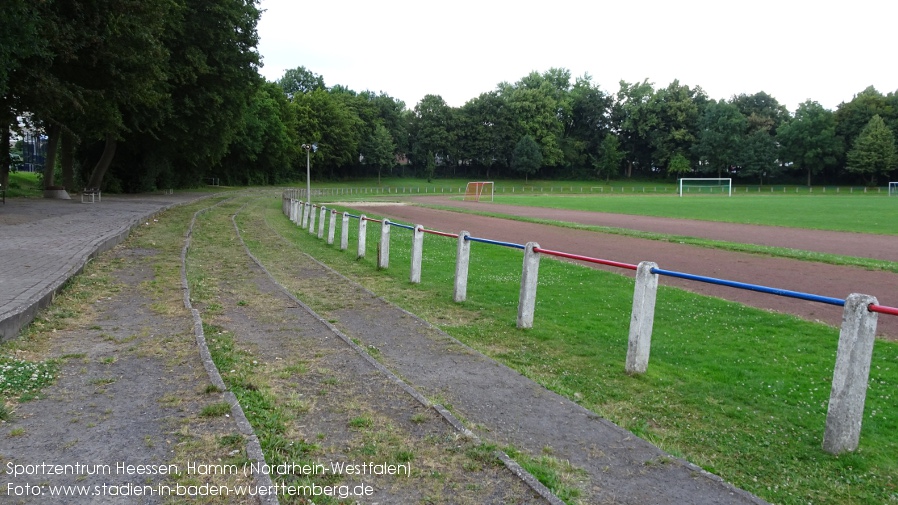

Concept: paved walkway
[[0, 194, 208, 341]]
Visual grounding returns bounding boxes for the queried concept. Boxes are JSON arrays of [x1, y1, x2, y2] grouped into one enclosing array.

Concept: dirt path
[[355, 202, 898, 339], [1, 233, 256, 504]]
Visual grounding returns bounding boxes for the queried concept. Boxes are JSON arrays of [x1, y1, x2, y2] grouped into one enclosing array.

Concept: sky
[[255, 0, 897, 113]]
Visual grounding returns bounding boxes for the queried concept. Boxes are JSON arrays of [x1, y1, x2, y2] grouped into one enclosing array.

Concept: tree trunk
[[61, 131, 75, 191], [86, 134, 117, 189], [42, 123, 61, 189], [1, 125, 9, 198]]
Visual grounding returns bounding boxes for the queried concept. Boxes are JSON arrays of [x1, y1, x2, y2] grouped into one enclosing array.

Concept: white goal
[[463, 181, 494, 202], [678, 178, 732, 197], [890, 182, 898, 196]]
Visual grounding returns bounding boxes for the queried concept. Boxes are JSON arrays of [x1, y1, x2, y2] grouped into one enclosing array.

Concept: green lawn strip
[[260, 195, 898, 505], [413, 203, 898, 274], [480, 193, 898, 235]]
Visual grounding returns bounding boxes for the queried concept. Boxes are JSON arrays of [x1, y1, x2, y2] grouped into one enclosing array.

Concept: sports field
[[487, 193, 898, 235]]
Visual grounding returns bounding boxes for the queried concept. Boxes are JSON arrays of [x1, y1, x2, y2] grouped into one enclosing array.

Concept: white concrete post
[[341, 212, 349, 251], [823, 293, 878, 454], [308, 205, 317, 234], [410, 225, 424, 284], [378, 219, 391, 269], [301, 202, 310, 228], [327, 210, 337, 245], [357, 215, 367, 259], [318, 206, 326, 238], [626, 261, 659, 374], [453, 231, 471, 302], [517, 242, 541, 329], [288, 199, 294, 221], [294, 200, 302, 225]]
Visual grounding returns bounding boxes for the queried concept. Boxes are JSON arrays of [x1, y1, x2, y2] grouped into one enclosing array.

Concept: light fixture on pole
[[301, 143, 317, 203]]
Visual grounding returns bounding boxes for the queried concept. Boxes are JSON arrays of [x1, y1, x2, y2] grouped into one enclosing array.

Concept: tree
[[277, 67, 326, 96], [108, 0, 263, 190], [409, 94, 455, 175], [614, 79, 657, 177], [731, 91, 789, 135], [667, 152, 691, 177], [777, 101, 842, 186], [645, 81, 704, 172], [737, 129, 779, 184], [596, 134, 624, 181], [512, 135, 542, 182], [693, 100, 746, 177], [846, 115, 897, 185], [361, 123, 395, 184]]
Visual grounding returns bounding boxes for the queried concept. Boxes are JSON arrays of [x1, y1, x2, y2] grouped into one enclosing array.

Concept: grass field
[[260, 194, 898, 505], [484, 194, 898, 235]]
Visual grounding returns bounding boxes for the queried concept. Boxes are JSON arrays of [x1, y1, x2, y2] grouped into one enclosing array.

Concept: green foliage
[[276, 66, 325, 95], [511, 135, 542, 181], [693, 100, 746, 177], [667, 152, 691, 176], [777, 101, 843, 186], [846, 115, 898, 185], [596, 134, 624, 181]]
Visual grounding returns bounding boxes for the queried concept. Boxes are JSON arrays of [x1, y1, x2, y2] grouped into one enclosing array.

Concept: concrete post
[[294, 200, 302, 225], [301, 202, 310, 228], [318, 206, 326, 239], [517, 242, 541, 329], [341, 212, 349, 251], [357, 215, 367, 259], [453, 231, 471, 302], [308, 205, 317, 234], [287, 199, 294, 221], [626, 261, 659, 374], [327, 210, 337, 245], [823, 293, 878, 454], [378, 219, 391, 269], [410, 225, 424, 284]]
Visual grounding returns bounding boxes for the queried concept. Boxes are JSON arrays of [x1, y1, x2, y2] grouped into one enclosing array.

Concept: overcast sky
[[256, 0, 897, 113]]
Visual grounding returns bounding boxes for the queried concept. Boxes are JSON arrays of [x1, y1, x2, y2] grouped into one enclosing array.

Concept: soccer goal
[[678, 178, 732, 197], [463, 181, 494, 202], [890, 182, 898, 196]]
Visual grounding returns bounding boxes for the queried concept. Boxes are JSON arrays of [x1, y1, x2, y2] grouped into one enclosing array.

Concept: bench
[[81, 187, 101, 203]]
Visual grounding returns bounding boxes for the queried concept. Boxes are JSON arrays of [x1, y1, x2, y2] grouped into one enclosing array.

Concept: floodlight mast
[[301, 143, 317, 203]]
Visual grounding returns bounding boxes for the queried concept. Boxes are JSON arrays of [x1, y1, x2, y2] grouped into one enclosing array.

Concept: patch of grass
[[8, 427, 25, 437], [251, 194, 898, 505], [504, 445, 586, 502], [199, 401, 231, 418], [348, 416, 373, 429], [0, 356, 57, 400]]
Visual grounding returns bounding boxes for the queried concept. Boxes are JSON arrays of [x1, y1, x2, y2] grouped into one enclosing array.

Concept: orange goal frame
[[463, 181, 494, 202]]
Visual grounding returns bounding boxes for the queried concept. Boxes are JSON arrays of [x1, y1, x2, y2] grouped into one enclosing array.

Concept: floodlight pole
[[302, 143, 312, 204]]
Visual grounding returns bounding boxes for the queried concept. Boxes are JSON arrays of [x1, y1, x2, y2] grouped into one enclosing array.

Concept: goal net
[[463, 181, 494, 202], [678, 178, 732, 197], [890, 182, 898, 196]]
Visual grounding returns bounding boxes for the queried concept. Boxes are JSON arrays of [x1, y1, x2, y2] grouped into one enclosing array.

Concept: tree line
[[2, 1, 896, 192]]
